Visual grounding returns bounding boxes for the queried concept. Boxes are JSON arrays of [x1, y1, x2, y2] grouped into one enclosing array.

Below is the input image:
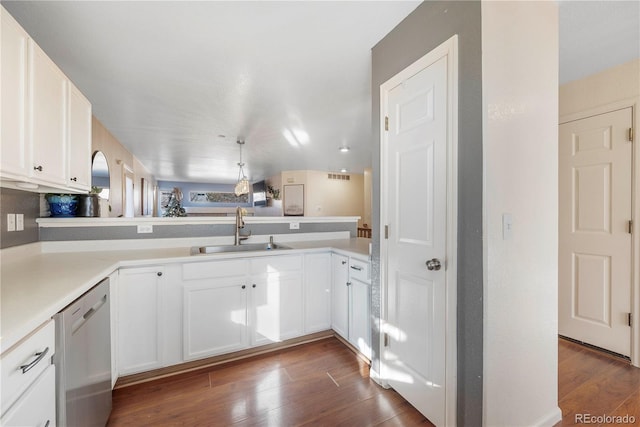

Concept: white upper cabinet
[[0, 8, 29, 179], [67, 84, 92, 190], [0, 6, 91, 192], [28, 39, 68, 186]]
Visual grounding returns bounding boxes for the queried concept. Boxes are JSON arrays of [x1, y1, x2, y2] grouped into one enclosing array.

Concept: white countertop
[[0, 238, 370, 354]]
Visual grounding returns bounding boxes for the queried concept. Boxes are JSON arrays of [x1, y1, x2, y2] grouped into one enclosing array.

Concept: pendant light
[[234, 139, 250, 196]]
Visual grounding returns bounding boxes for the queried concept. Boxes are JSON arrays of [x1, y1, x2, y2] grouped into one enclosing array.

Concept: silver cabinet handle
[[346, 282, 352, 286], [426, 258, 442, 271], [350, 265, 363, 271], [20, 347, 49, 374], [157, 271, 163, 276], [33, 165, 43, 172], [45, 420, 50, 427], [341, 260, 347, 265]]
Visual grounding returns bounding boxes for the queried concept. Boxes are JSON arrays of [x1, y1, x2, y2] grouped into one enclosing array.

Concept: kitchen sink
[[190, 243, 292, 255]]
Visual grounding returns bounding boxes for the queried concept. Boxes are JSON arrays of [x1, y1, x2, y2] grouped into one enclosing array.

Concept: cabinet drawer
[[183, 259, 249, 281], [251, 255, 302, 274], [349, 258, 370, 284], [1, 364, 56, 427], [1, 320, 54, 415]]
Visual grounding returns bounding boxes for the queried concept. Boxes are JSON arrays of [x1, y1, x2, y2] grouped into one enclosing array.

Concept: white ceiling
[[3, 1, 639, 184]]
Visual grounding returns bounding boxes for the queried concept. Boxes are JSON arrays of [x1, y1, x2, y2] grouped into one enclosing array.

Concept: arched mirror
[[91, 151, 110, 200]]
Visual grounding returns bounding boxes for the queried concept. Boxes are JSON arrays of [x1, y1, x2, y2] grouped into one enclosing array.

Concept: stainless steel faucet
[[234, 206, 251, 245]]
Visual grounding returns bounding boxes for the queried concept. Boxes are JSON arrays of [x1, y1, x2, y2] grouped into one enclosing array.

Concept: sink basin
[[191, 243, 292, 255]]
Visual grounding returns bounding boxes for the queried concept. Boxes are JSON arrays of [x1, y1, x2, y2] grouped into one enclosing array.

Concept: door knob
[[426, 258, 442, 271]]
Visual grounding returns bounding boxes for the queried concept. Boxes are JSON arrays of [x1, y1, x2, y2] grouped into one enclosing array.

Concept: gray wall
[[371, 1, 483, 425], [0, 188, 40, 249], [40, 222, 356, 241]]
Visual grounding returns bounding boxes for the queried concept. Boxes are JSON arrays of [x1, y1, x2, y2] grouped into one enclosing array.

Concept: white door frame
[[560, 98, 639, 367], [379, 35, 458, 425]]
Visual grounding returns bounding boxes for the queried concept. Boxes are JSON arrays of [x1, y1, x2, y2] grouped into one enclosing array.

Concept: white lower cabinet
[[118, 266, 164, 375], [251, 270, 303, 346], [0, 320, 56, 426], [304, 253, 331, 333], [108, 270, 119, 389], [114, 250, 365, 377], [331, 253, 350, 339], [0, 364, 56, 427], [182, 255, 305, 360], [349, 278, 372, 359], [332, 253, 372, 359], [183, 276, 249, 360]]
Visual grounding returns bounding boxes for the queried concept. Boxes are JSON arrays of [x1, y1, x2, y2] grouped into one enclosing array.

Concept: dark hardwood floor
[[556, 338, 640, 426], [109, 336, 640, 426], [108, 337, 433, 426]]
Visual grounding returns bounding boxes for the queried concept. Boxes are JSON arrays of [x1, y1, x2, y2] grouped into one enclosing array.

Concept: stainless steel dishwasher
[[54, 278, 112, 427]]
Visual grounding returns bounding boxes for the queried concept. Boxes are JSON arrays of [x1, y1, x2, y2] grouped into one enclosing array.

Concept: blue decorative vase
[[46, 194, 78, 217]]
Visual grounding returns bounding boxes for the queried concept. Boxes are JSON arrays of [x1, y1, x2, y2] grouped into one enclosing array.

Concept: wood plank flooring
[[109, 336, 640, 426], [108, 337, 433, 426], [556, 338, 640, 426]]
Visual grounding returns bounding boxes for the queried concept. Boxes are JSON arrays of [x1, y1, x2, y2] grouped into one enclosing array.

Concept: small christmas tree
[[164, 187, 187, 217]]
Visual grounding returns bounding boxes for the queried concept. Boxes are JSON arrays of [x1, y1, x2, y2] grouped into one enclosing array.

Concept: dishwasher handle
[[20, 347, 50, 374], [72, 294, 108, 334]]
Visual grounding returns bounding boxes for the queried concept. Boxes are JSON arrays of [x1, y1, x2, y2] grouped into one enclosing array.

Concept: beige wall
[[91, 117, 156, 217], [306, 170, 364, 219], [482, 1, 561, 425], [273, 170, 365, 220], [560, 58, 639, 117]]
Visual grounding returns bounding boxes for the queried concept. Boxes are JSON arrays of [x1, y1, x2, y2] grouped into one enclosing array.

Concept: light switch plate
[[289, 222, 300, 230], [16, 214, 24, 231], [502, 213, 513, 240], [6, 214, 15, 232]]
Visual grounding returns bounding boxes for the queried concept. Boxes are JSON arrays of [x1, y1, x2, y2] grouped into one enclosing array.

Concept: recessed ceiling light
[[339, 146, 350, 153], [340, 168, 347, 173]]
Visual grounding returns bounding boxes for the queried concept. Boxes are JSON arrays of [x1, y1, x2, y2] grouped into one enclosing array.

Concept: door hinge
[[629, 220, 634, 234], [628, 128, 634, 142], [628, 313, 633, 327], [385, 116, 389, 131], [384, 333, 390, 347], [384, 225, 389, 239]]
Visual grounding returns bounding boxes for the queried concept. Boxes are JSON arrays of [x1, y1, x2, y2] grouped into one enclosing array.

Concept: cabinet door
[[108, 271, 119, 389], [331, 254, 349, 339], [118, 267, 164, 375], [251, 271, 303, 347], [67, 84, 91, 190], [304, 253, 331, 333], [29, 40, 67, 186], [0, 364, 56, 427], [183, 278, 249, 360], [349, 279, 372, 359], [0, 8, 29, 179]]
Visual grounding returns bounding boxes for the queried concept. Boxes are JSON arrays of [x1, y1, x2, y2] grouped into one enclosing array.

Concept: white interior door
[[559, 107, 633, 357], [381, 37, 456, 427]]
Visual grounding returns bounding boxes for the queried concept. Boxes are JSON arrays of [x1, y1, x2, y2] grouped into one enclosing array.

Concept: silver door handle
[[20, 347, 50, 374], [426, 258, 442, 271]]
